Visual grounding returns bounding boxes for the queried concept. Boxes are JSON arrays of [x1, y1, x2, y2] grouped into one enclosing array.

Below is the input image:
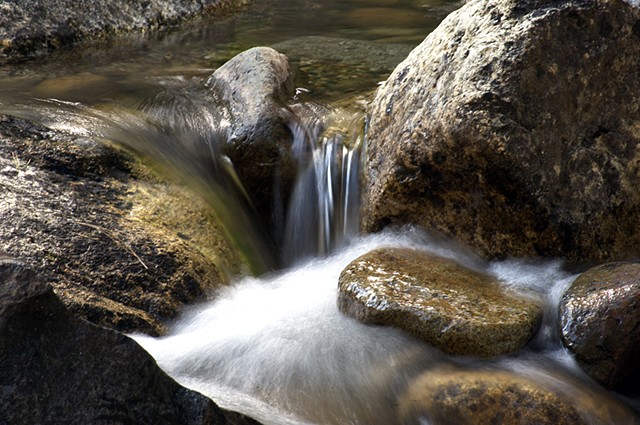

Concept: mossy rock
[[0, 114, 248, 335]]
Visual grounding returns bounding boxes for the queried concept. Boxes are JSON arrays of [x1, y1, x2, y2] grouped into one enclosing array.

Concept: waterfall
[[282, 105, 364, 265]]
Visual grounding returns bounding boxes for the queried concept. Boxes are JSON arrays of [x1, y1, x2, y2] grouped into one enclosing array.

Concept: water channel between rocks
[[1, 0, 639, 423]]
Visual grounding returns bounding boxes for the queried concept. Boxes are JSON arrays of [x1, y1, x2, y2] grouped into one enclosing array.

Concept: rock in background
[[0, 0, 246, 62], [0, 114, 247, 336], [363, 0, 640, 263]]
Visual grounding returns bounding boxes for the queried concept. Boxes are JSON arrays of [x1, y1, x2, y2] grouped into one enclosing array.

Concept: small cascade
[[283, 105, 364, 265]]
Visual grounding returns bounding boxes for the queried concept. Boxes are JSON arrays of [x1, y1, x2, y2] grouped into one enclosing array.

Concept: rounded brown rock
[[338, 247, 543, 357], [559, 262, 640, 390]]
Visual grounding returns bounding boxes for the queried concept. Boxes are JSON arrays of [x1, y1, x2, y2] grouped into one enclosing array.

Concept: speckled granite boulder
[[559, 262, 640, 390], [397, 366, 640, 425], [362, 0, 640, 263], [337, 248, 542, 357]]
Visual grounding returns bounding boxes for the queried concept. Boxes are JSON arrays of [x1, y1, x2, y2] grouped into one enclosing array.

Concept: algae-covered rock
[[397, 366, 640, 425], [0, 114, 247, 335], [559, 262, 640, 390], [337, 248, 542, 357]]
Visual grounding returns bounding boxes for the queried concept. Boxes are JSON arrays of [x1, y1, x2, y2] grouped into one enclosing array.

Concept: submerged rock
[[0, 0, 246, 62], [0, 258, 260, 424], [0, 114, 246, 335], [559, 262, 640, 391], [271, 36, 414, 100], [362, 0, 640, 263], [397, 366, 640, 425], [337, 248, 542, 357]]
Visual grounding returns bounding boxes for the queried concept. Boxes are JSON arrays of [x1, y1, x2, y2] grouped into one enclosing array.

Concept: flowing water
[[1, 0, 640, 423]]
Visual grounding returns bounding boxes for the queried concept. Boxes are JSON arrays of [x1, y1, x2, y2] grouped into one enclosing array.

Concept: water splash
[[132, 228, 640, 425]]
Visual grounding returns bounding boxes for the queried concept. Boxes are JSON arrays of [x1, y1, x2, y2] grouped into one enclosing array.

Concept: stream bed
[[2, 0, 640, 423]]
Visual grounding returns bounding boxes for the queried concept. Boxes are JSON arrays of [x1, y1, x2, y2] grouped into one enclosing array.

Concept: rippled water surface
[[0, 0, 462, 105]]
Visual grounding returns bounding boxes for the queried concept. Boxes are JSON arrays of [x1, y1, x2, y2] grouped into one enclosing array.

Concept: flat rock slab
[[338, 248, 542, 357], [559, 262, 640, 390]]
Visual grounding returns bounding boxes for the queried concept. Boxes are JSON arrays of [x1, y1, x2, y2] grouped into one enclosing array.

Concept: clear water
[[2, 0, 639, 423]]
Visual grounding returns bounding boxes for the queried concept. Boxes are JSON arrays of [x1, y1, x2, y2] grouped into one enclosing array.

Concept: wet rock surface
[[362, 0, 640, 263], [337, 248, 542, 357], [204, 46, 297, 246], [397, 366, 640, 425], [143, 46, 298, 255], [0, 114, 245, 336], [0, 0, 245, 62], [559, 262, 640, 390], [0, 258, 260, 425]]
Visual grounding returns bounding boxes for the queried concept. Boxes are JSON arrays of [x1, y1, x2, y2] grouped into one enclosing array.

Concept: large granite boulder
[[362, 0, 640, 263], [559, 262, 640, 390], [0, 258, 259, 425], [0, 114, 246, 336], [397, 366, 640, 425], [0, 0, 245, 62], [337, 248, 543, 357]]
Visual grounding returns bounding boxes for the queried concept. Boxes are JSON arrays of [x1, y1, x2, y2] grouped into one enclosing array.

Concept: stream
[[1, 0, 640, 423]]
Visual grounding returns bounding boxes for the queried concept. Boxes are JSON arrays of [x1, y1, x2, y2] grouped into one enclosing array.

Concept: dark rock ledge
[[0, 257, 260, 424]]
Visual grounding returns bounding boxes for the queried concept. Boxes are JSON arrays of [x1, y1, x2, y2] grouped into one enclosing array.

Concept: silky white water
[[131, 227, 637, 425]]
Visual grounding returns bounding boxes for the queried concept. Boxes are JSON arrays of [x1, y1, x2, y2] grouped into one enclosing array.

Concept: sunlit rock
[[0, 258, 260, 424], [362, 0, 640, 263], [559, 262, 640, 391], [397, 366, 640, 425], [337, 248, 543, 357], [0, 114, 246, 336]]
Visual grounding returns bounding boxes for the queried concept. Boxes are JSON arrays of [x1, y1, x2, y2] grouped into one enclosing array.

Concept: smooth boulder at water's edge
[[559, 262, 640, 391], [362, 0, 640, 263], [204, 46, 297, 241], [144, 47, 298, 251], [338, 247, 543, 357], [0, 258, 260, 425]]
